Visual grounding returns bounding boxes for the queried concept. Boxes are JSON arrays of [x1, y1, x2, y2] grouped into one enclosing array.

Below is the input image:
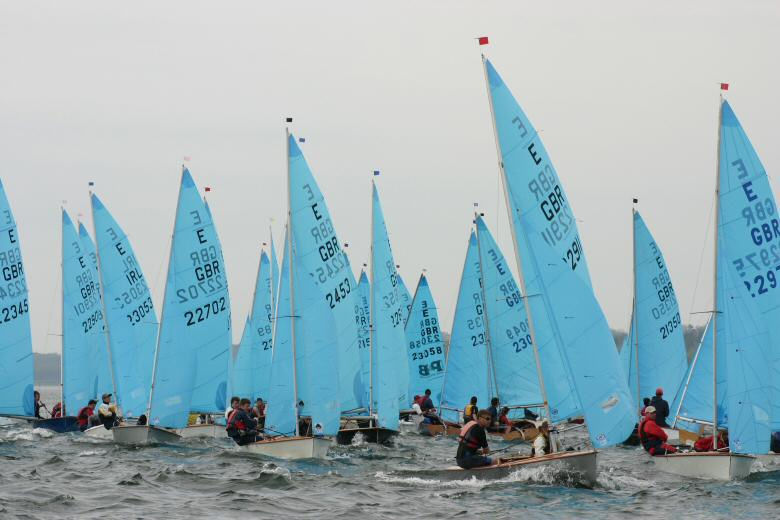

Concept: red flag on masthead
[[478, 36, 489, 45], [720, 83, 729, 91], [205, 187, 211, 192]]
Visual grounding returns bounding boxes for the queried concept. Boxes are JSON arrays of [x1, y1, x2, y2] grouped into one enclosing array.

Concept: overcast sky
[[2, 1, 778, 354]]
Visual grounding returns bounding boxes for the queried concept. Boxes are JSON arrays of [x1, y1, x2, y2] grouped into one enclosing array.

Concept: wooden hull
[[424, 422, 536, 442], [244, 436, 331, 460], [652, 451, 755, 480], [337, 427, 398, 445], [111, 424, 181, 445], [436, 450, 598, 486], [423, 422, 460, 437], [31, 416, 80, 433], [177, 423, 224, 438], [83, 425, 113, 439]]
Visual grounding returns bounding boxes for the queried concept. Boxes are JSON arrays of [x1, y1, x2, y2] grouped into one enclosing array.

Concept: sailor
[[498, 407, 513, 434], [650, 388, 670, 427], [419, 389, 440, 424], [486, 397, 500, 430], [456, 409, 495, 469], [694, 431, 728, 452], [225, 396, 240, 423], [531, 420, 555, 457], [226, 398, 261, 446], [638, 406, 677, 456], [251, 398, 266, 429], [97, 393, 119, 429], [51, 402, 64, 418], [297, 401, 312, 437], [137, 414, 148, 426], [463, 396, 478, 424], [640, 397, 651, 416], [33, 390, 47, 419], [76, 400, 98, 431], [772, 431, 780, 454]]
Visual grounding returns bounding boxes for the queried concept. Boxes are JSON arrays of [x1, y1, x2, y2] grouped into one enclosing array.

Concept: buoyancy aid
[[638, 418, 664, 454], [77, 406, 92, 427], [52, 402, 63, 418], [226, 409, 247, 435], [464, 404, 477, 420], [458, 420, 481, 451]]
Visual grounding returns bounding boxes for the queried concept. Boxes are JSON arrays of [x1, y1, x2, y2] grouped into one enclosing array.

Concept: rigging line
[[686, 190, 716, 325]]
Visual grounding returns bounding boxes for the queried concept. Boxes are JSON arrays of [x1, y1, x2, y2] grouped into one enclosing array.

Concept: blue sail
[[475, 216, 543, 411], [620, 211, 688, 412], [371, 182, 405, 427], [715, 100, 773, 453], [485, 58, 634, 447], [439, 232, 491, 424], [404, 274, 446, 404], [355, 271, 372, 409], [397, 273, 413, 324], [266, 228, 297, 435], [149, 169, 231, 427], [0, 179, 34, 417], [231, 251, 273, 401], [270, 232, 280, 316], [78, 222, 113, 399], [91, 193, 157, 418], [62, 210, 104, 414], [288, 135, 361, 411]]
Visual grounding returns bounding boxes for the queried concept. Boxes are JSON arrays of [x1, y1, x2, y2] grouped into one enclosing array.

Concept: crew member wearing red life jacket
[[638, 406, 677, 456], [456, 410, 495, 469], [226, 398, 261, 446], [51, 402, 64, 419], [77, 399, 98, 431], [694, 431, 728, 452]]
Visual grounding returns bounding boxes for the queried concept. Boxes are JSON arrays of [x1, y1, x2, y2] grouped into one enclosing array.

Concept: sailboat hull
[[436, 449, 598, 486], [177, 423, 224, 439], [31, 416, 80, 433], [83, 425, 113, 439], [399, 415, 424, 434], [652, 452, 754, 480], [336, 427, 398, 445], [243, 436, 330, 460], [424, 421, 537, 442], [111, 424, 181, 445]]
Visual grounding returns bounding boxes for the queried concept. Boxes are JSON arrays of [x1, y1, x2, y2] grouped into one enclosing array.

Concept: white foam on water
[[78, 450, 107, 457], [596, 466, 653, 490], [374, 471, 489, 489]]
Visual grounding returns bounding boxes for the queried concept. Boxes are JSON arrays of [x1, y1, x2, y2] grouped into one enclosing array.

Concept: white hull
[[399, 415, 424, 434], [111, 424, 182, 445], [83, 425, 113, 439], [661, 427, 679, 444], [440, 450, 598, 486], [652, 452, 755, 480], [243, 436, 331, 460], [177, 423, 224, 438]]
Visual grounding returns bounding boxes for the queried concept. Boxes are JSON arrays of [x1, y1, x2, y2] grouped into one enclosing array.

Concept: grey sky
[[2, 1, 778, 353]]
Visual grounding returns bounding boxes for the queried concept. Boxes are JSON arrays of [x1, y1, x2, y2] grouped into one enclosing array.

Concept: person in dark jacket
[[456, 410, 496, 469], [33, 390, 47, 419], [650, 388, 670, 427], [486, 397, 500, 430], [226, 398, 261, 445]]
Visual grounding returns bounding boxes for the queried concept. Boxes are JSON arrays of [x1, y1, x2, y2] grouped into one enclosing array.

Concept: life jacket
[[226, 409, 246, 433], [638, 418, 663, 454], [458, 420, 481, 451], [77, 406, 92, 427], [464, 404, 477, 420], [52, 402, 63, 418], [414, 395, 425, 406]]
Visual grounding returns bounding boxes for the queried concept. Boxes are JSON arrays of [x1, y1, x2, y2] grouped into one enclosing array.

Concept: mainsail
[[619, 210, 688, 413], [355, 270, 371, 410], [483, 57, 634, 447], [0, 179, 34, 417], [148, 169, 231, 428], [404, 273, 445, 403], [371, 181, 405, 427], [91, 193, 157, 418]]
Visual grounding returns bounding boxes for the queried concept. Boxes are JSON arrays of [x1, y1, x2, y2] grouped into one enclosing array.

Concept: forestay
[[288, 135, 361, 411], [475, 216, 542, 412], [91, 193, 157, 418], [484, 57, 634, 447], [62, 210, 105, 414], [371, 182, 405, 427], [620, 211, 688, 412], [0, 179, 34, 417], [404, 274, 445, 404], [149, 169, 231, 428], [439, 232, 491, 424]]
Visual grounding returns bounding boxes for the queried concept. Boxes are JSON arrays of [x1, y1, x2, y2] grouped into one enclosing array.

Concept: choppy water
[[1, 389, 777, 519]]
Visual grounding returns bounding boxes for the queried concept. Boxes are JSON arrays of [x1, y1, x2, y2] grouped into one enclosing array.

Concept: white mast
[[368, 179, 376, 420], [632, 203, 641, 420], [59, 208, 65, 417], [480, 54, 554, 439], [89, 192, 120, 411], [286, 126, 300, 437], [472, 212, 500, 402], [711, 94, 724, 444]]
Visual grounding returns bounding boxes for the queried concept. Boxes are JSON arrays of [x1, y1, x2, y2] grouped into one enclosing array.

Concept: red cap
[[656, 387, 663, 396]]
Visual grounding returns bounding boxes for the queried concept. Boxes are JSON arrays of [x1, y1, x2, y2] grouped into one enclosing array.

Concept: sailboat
[[433, 216, 542, 442], [439, 55, 635, 484], [37, 209, 111, 434], [653, 96, 774, 480], [400, 272, 445, 433], [396, 273, 413, 324], [0, 179, 35, 423], [113, 168, 231, 444], [339, 181, 405, 444], [248, 132, 340, 459], [90, 192, 158, 431], [619, 208, 689, 444]]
